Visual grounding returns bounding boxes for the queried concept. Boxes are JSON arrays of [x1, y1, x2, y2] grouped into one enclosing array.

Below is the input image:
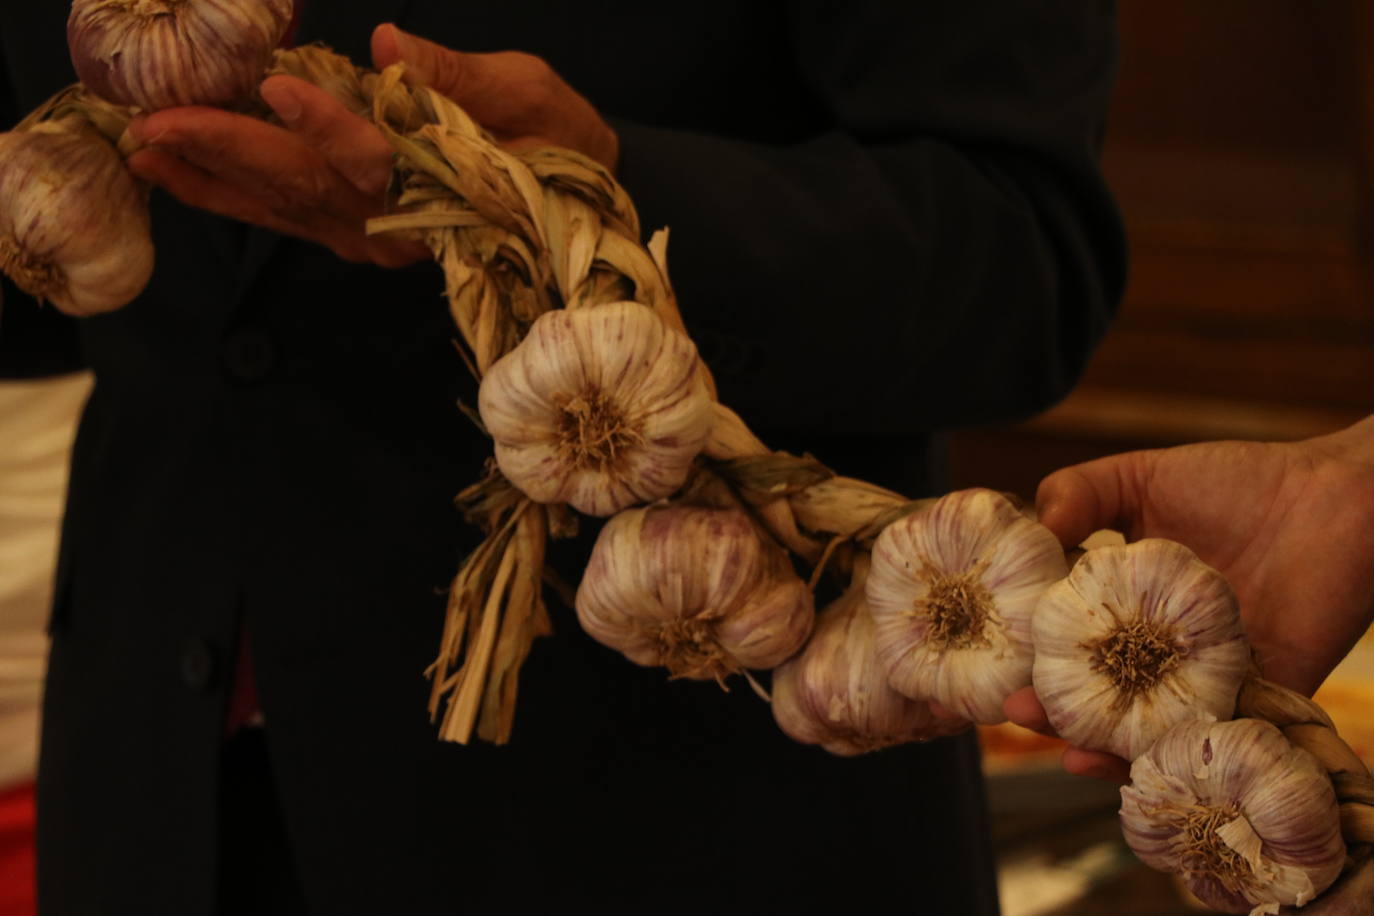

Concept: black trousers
[[216, 729, 307, 915]]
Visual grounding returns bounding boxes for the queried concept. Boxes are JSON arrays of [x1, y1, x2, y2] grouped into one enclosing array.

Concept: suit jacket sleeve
[[610, 0, 1126, 439]]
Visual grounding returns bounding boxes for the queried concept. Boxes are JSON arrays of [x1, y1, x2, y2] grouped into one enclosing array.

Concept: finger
[[1035, 450, 1156, 549], [128, 106, 291, 167], [371, 24, 510, 122], [260, 75, 395, 197], [370, 24, 619, 170], [927, 700, 966, 722], [127, 147, 299, 236], [129, 108, 378, 227], [1061, 745, 1131, 784], [1002, 686, 1055, 736], [128, 147, 425, 267]]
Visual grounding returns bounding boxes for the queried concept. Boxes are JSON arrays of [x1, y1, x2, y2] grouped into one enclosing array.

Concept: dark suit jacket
[[1, 2, 1124, 913]]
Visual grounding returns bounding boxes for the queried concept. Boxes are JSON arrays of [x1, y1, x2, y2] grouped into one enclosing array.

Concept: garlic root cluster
[[477, 301, 713, 517], [1122, 718, 1346, 914], [867, 488, 1067, 724], [1033, 538, 1252, 759]]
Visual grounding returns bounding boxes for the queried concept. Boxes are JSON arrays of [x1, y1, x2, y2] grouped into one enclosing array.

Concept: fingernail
[[389, 25, 416, 60], [123, 117, 168, 150], [261, 80, 301, 125]]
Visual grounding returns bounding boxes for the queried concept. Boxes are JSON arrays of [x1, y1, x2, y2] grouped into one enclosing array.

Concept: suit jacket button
[[180, 639, 217, 692], [222, 328, 277, 382]]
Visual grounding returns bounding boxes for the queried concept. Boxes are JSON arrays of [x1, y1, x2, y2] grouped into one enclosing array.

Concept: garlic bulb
[[1033, 539, 1251, 760], [866, 488, 1068, 724], [1121, 718, 1345, 914], [68, 0, 294, 111], [0, 120, 153, 316], [773, 563, 967, 755], [478, 302, 713, 517], [575, 504, 814, 682]]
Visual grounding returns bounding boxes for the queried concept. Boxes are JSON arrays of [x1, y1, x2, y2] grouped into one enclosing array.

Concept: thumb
[[371, 24, 495, 108], [1035, 450, 1154, 549], [259, 75, 394, 196]]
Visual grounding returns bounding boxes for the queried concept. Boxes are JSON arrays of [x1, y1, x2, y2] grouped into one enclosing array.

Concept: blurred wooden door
[[952, 0, 1374, 496]]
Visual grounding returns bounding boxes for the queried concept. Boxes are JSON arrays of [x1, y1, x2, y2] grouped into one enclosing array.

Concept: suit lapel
[[234, 0, 416, 307]]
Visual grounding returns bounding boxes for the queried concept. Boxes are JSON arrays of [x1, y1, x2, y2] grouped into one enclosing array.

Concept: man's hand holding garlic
[[1004, 414, 1374, 784], [124, 24, 618, 270]]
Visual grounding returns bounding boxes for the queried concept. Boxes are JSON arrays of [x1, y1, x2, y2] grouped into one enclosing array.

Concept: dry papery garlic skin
[[1121, 718, 1345, 914], [68, 0, 295, 111], [1032, 538, 1251, 761], [773, 571, 966, 756], [575, 504, 814, 683], [866, 488, 1069, 724], [478, 302, 713, 517], [0, 121, 153, 316]]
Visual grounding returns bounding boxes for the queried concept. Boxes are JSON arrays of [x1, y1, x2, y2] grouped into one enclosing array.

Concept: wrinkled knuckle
[[256, 184, 296, 217], [263, 172, 332, 226], [193, 131, 237, 165], [432, 48, 468, 95], [502, 52, 559, 103], [285, 169, 333, 205]]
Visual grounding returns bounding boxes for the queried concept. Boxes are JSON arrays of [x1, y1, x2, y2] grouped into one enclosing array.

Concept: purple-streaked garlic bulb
[[68, 0, 295, 111], [1121, 718, 1345, 914], [866, 488, 1069, 724], [575, 504, 814, 683], [478, 302, 713, 517], [772, 563, 968, 756], [0, 120, 153, 316], [1033, 539, 1252, 760]]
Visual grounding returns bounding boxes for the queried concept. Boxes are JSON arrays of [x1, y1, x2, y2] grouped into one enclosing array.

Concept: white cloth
[[0, 371, 90, 791]]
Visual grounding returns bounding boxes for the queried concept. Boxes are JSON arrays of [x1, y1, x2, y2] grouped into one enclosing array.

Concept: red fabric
[[225, 626, 261, 736], [282, 1, 304, 49], [0, 783, 36, 916], [229, 0, 305, 739]]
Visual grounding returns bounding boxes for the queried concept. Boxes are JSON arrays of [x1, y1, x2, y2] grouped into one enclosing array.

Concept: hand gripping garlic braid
[[2, 0, 296, 315], [4, 4, 1132, 915], [1030, 539, 1374, 915]]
